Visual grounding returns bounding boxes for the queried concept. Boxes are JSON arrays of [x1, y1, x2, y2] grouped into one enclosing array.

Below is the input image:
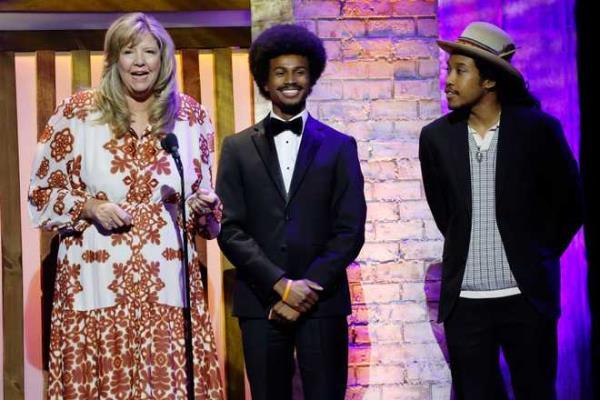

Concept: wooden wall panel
[[36, 51, 56, 137], [214, 47, 246, 400], [214, 49, 236, 151], [181, 49, 209, 309], [181, 49, 202, 103], [71, 50, 91, 91], [36, 51, 57, 376], [0, 51, 25, 399], [199, 53, 216, 124], [197, 51, 227, 389], [17, 53, 44, 399], [55, 53, 72, 105], [90, 52, 104, 87], [0, 28, 251, 52], [231, 51, 254, 131], [36, 50, 57, 266]]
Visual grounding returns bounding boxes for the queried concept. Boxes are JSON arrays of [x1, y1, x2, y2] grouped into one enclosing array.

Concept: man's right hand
[[269, 301, 301, 322], [273, 278, 324, 313], [83, 198, 132, 231]]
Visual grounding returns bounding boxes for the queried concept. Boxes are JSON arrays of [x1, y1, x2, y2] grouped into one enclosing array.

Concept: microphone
[[161, 133, 183, 179], [160, 133, 179, 156], [160, 132, 194, 398]]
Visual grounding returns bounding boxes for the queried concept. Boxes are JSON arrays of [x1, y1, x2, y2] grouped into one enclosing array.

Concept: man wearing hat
[[419, 21, 583, 398], [216, 24, 366, 399]]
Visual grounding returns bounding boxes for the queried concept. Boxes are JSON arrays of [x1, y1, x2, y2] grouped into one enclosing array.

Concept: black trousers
[[445, 295, 557, 400], [239, 316, 348, 400]]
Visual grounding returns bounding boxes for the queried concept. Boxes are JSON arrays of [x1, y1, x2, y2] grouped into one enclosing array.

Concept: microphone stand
[[171, 151, 195, 400]]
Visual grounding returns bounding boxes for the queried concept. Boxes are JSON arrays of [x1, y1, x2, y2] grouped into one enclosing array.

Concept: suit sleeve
[[537, 116, 583, 254], [216, 136, 286, 300], [303, 137, 366, 292], [419, 127, 449, 235]]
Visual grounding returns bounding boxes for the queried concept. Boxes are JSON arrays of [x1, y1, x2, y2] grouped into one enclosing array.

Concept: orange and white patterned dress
[[28, 90, 224, 399]]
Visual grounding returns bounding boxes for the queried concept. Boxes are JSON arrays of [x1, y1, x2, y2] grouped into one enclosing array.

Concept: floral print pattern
[[29, 91, 223, 399]]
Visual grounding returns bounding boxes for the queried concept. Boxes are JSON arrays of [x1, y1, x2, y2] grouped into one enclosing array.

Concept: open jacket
[[419, 105, 583, 322]]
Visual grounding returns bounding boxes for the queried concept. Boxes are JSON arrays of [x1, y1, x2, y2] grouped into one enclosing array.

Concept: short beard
[[275, 86, 312, 116], [279, 100, 307, 116]]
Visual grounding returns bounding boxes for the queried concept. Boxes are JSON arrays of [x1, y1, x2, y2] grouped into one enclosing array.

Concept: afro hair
[[249, 24, 327, 99]]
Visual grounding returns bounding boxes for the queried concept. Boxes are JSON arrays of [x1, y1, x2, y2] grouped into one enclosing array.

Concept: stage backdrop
[[1, 1, 591, 399]]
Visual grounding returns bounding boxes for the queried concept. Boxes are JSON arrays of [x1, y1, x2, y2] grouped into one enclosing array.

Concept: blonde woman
[[28, 13, 224, 398]]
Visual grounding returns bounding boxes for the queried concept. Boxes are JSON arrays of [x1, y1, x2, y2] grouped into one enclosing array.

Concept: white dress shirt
[[271, 109, 308, 194]]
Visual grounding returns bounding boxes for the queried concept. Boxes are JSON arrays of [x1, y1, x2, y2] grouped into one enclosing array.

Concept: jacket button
[[280, 245, 287, 252]]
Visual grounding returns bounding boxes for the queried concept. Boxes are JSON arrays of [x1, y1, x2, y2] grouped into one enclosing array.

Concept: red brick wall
[[293, 1, 451, 398]]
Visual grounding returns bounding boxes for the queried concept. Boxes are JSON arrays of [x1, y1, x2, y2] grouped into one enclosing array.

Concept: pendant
[[476, 150, 483, 162]]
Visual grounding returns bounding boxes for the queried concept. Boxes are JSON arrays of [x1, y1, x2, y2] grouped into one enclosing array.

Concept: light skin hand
[[82, 198, 132, 231], [273, 278, 324, 313], [188, 188, 220, 214]]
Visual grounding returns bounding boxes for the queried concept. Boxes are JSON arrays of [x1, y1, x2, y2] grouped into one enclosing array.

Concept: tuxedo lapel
[[287, 116, 324, 204], [251, 118, 287, 201]]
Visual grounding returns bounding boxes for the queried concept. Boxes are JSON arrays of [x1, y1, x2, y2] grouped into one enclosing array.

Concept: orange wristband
[[282, 280, 292, 302]]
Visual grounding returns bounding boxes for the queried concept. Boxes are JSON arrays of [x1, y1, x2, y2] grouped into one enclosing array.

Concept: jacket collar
[[251, 114, 324, 205]]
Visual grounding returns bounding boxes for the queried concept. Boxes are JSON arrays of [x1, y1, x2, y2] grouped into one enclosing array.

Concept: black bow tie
[[270, 117, 303, 136]]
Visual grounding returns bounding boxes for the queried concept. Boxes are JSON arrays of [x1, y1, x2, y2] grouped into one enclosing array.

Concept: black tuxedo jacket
[[419, 106, 583, 322], [216, 115, 366, 318]]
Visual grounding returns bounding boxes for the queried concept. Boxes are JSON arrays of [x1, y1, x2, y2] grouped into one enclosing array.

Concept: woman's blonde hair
[[94, 12, 179, 138]]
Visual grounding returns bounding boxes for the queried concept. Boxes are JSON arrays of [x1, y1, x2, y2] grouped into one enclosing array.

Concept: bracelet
[[282, 279, 293, 302]]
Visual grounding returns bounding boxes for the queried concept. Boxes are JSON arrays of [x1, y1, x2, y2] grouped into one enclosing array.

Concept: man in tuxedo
[[216, 24, 366, 400], [419, 22, 583, 399]]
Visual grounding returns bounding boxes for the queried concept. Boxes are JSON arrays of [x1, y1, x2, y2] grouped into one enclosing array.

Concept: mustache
[[278, 84, 303, 91]]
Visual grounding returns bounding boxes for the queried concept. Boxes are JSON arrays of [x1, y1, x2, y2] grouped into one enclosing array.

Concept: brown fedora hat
[[437, 21, 523, 81]]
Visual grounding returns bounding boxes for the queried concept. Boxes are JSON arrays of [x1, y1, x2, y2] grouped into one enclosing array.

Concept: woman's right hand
[[82, 198, 132, 230]]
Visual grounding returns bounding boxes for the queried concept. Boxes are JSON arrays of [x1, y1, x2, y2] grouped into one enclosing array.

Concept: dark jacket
[[419, 106, 583, 322], [216, 115, 366, 318]]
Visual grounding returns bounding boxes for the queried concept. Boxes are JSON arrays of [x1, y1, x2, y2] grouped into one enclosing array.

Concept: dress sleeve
[[188, 104, 221, 239], [28, 102, 91, 233]]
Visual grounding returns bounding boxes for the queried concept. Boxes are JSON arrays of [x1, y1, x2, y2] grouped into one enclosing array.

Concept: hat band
[[457, 37, 502, 55], [456, 37, 516, 60]]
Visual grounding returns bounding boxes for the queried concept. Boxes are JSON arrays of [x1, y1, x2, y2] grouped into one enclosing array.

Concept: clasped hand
[[187, 188, 219, 214], [82, 188, 219, 231], [82, 198, 132, 231], [270, 278, 323, 322]]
